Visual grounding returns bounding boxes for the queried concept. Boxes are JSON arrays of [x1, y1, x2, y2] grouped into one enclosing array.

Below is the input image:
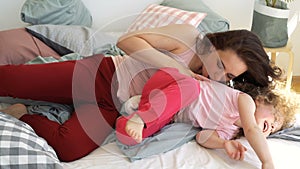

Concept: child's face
[[254, 101, 282, 137]]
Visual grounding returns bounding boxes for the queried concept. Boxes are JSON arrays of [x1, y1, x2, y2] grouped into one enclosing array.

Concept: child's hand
[[224, 140, 247, 161]]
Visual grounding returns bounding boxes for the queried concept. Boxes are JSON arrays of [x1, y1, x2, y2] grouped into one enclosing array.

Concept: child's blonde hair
[[271, 81, 300, 130], [234, 81, 300, 132]]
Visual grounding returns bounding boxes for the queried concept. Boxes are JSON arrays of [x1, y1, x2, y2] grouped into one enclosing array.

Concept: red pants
[[116, 68, 200, 145], [0, 55, 119, 162]]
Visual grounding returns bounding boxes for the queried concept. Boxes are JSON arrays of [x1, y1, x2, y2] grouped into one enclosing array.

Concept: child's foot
[[0, 103, 28, 119], [125, 114, 144, 143]]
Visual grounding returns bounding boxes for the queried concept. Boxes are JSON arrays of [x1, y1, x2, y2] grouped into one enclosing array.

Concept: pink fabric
[[127, 4, 206, 33], [0, 28, 60, 65], [116, 68, 200, 145]]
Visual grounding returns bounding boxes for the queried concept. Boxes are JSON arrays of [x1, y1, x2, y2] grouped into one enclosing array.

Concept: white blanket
[[62, 137, 300, 169]]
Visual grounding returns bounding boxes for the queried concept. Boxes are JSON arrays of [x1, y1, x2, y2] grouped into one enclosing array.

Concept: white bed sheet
[[2, 101, 300, 168], [62, 137, 300, 169]]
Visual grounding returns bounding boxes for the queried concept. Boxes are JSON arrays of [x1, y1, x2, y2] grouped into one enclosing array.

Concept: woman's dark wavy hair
[[201, 29, 283, 87]]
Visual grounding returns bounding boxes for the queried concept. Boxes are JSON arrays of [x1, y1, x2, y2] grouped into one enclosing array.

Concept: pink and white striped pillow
[[127, 4, 206, 32]]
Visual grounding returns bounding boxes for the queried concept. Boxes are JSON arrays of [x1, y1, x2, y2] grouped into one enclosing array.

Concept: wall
[[203, 0, 255, 29], [277, 1, 300, 76], [0, 0, 299, 75], [0, 0, 27, 30], [0, 0, 163, 32]]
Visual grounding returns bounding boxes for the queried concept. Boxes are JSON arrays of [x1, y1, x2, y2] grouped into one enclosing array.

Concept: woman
[[117, 24, 282, 87], [0, 24, 281, 162]]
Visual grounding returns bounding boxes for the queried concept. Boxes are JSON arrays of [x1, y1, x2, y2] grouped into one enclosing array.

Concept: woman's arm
[[196, 130, 247, 160], [117, 24, 200, 78], [238, 93, 275, 169]]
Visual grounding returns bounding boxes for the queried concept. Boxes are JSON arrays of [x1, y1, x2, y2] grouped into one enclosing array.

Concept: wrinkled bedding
[[1, 53, 300, 164], [0, 24, 299, 169], [62, 136, 300, 169]]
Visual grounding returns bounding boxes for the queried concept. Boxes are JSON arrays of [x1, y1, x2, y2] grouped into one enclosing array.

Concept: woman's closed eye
[[217, 60, 236, 80], [226, 73, 236, 80], [217, 59, 224, 69]]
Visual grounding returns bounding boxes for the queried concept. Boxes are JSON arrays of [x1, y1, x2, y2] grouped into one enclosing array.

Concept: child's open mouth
[[263, 121, 269, 132]]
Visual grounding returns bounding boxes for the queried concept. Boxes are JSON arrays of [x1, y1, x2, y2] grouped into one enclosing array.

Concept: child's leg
[[116, 68, 200, 145]]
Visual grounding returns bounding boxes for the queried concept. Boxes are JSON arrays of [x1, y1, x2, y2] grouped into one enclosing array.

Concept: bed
[[1, 0, 300, 169]]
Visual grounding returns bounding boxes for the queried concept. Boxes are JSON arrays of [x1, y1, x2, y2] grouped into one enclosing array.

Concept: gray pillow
[[161, 0, 230, 33], [0, 112, 62, 169], [26, 24, 119, 56], [21, 0, 92, 27], [114, 123, 200, 162]]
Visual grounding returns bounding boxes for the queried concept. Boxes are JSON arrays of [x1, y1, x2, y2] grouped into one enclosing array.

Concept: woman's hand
[[224, 140, 247, 161], [190, 70, 209, 81], [180, 68, 209, 81], [192, 73, 210, 81]]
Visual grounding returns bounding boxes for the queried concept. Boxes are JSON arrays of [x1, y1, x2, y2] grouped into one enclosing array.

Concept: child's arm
[[196, 130, 247, 160], [238, 93, 275, 169]]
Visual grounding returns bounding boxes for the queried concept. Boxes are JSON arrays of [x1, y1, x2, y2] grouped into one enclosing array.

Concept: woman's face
[[200, 49, 247, 82]]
